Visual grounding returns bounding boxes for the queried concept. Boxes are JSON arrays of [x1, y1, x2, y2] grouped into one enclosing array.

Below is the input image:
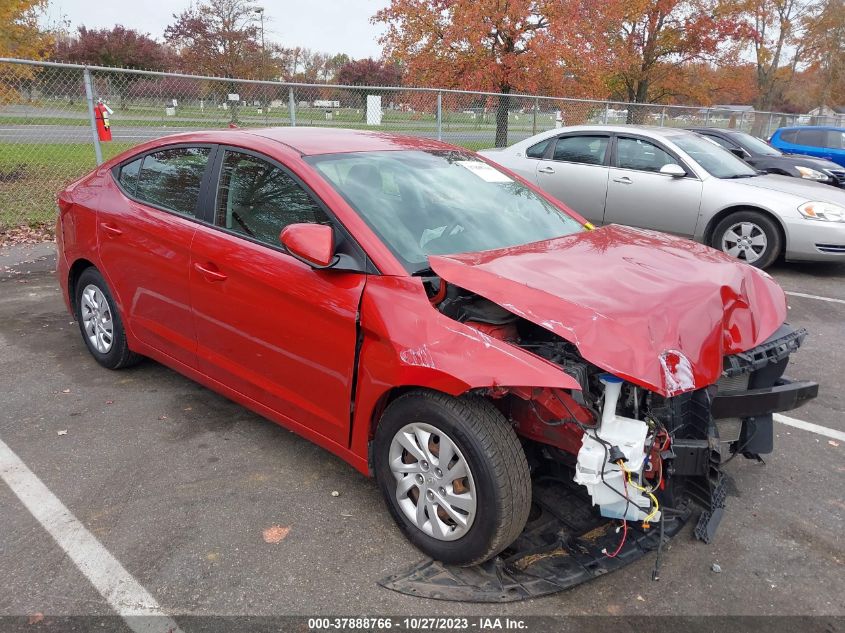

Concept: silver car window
[[552, 136, 609, 165]]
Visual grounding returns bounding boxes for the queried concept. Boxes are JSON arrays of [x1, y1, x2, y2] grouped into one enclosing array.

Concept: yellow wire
[[618, 461, 660, 524]]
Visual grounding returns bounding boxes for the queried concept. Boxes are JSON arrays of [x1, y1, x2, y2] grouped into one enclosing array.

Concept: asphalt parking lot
[[1, 242, 843, 630]]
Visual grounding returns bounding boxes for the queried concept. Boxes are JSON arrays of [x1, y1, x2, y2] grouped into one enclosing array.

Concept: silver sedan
[[479, 125, 845, 268]]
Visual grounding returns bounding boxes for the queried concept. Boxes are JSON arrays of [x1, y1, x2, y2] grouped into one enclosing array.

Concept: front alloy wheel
[[389, 422, 477, 541], [374, 390, 531, 566], [711, 210, 782, 269]]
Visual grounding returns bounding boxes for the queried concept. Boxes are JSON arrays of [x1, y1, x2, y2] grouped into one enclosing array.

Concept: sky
[[43, 0, 390, 59]]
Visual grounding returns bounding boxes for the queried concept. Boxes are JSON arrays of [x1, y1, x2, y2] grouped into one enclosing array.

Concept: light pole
[[254, 6, 266, 120], [254, 7, 265, 79]]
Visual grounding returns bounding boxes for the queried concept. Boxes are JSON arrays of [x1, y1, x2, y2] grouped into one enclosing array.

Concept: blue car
[[770, 126, 845, 167]]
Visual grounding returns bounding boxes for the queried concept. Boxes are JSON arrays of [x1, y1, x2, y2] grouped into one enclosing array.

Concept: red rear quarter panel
[[56, 169, 107, 314]]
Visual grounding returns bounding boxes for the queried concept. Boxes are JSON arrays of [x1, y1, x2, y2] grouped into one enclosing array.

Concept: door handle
[[538, 166, 556, 174], [193, 262, 228, 282], [612, 176, 633, 184], [100, 222, 123, 237]]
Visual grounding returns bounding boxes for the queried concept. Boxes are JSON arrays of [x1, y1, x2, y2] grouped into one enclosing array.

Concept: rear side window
[[526, 138, 551, 159], [552, 135, 609, 165], [825, 130, 845, 149], [779, 130, 798, 143], [215, 150, 329, 247], [117, 158, 142, 195], [135, 147, 211, 217], [796, 129, 826, 146]]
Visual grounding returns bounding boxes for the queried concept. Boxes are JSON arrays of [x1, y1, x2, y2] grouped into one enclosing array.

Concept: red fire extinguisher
[[95, 99, 113, 142]]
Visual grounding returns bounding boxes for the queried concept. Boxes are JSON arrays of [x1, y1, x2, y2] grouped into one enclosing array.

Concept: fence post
[[603, 102, 610, 124], [82, 68, 103, 166], [705, 108, 710, 125], [533, 97, 539, 135], [660, 107, 666, 127], [436, 91, 442, 141], [288, 87, 296, 127], [738, 111, 745, 131]]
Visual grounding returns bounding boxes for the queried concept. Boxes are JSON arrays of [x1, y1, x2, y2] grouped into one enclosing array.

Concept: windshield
[[732, 131, 782, 156], [307, 150, 585, 272], [673, 134, 759, 178]]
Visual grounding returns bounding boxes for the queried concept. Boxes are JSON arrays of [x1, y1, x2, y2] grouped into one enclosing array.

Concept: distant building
[[807, 105, 845, 117]]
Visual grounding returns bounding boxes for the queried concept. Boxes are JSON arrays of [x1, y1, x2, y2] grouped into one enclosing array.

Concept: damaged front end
[[382, 269, 817, 602]]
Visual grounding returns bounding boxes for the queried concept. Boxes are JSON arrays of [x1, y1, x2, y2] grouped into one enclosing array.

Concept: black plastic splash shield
[[379, 480, 691, 603]]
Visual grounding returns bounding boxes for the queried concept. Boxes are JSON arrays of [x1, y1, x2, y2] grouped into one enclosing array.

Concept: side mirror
[[730, 147, 749, 160], [279, 223, 336, 268], [659, 163, 686, 177]]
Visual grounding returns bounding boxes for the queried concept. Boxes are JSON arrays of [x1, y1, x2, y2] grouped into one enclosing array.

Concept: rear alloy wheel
[[711, 210, 782, 269], [74, 267, 141, 369], [374, 390, 531, 566]]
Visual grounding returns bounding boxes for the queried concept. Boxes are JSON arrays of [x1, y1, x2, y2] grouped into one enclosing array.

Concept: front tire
[[74, 267, 141, 369], [374, 390, 531, 566], [711, 210, 782, 269]]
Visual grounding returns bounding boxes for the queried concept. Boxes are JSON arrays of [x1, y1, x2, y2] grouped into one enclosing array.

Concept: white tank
[[573, 374, 658, 522]]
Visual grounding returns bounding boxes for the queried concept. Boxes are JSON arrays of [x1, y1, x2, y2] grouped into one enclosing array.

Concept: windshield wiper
[[724, 173, 758, 179], [411, 265, 437, 277]]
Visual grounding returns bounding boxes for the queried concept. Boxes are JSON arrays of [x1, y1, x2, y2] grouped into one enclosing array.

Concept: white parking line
[[0, 437, 182, 633], [785, 290, 845, 305], [774, 413, 845, 442]]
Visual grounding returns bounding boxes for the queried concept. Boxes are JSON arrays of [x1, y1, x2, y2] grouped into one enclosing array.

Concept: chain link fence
[[2, 57, 840, 233]]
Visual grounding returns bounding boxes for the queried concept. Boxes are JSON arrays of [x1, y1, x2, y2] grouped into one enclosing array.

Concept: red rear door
[[189, 148, 367, 445], [98, 145, 215, 368]]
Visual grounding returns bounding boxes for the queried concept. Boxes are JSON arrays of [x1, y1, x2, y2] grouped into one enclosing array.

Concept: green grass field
[[0, 135, 492, 231], [0, 142, 135, 230]]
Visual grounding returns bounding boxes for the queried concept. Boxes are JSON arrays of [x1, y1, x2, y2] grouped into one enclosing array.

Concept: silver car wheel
[[388, 422, 477, 541], [721, 221, 768, 264], [80, 284, 114, 354]]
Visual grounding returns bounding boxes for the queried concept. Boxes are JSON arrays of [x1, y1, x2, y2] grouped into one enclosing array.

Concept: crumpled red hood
[[429, 225, 787, 396]]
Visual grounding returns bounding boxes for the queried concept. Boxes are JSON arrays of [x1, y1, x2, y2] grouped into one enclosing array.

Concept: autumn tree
[[732, 0, 819, 126], [374, 0, 588, 146], [54, 26, 171, 109], [165, 0, 264, 121], [801, 0, 845, 111], [336, 58, 402, 115], [584, 0, 749, 122], [165, 0, 263, 77], [1, 0, 55, 101], [1, 0, 53, 59]]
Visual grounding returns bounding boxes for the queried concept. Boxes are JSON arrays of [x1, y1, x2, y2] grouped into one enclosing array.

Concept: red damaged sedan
[[56, 128, 817, 575]]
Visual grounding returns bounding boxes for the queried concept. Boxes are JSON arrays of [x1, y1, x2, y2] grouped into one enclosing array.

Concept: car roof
[[243, 126, 456, 155], [775, 125, 845, 132], [528, 124, 696, 140], [688, 127, 742, 135]]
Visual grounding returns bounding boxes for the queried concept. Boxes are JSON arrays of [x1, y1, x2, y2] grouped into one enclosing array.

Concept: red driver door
[[189, 148, 366, 446]]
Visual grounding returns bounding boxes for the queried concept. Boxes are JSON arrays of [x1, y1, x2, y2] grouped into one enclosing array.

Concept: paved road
[[0, 243, 843, 629]]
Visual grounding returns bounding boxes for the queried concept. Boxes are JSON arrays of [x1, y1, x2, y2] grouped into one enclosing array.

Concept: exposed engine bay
[[381, 279, 819, 601]]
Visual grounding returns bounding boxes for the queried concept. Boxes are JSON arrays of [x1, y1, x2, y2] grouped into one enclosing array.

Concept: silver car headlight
[[795, 166, 830, 181], [797, 201, 845, 222]]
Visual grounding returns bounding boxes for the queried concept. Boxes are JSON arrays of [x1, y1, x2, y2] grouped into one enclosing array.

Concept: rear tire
[[711, 210, 782, 269], [374, 389, 531, 566], [74, 267, 142, 369]]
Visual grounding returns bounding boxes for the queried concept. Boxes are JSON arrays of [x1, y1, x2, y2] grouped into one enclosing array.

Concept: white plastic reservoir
[[573, 374, 658, 521]]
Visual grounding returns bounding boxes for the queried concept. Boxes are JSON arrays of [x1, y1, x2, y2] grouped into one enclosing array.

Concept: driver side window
[[616, 137, 675, 173], [215, 151, 329, 246]]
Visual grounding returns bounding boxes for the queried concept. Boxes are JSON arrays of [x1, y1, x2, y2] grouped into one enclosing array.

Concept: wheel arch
[[67, 258, 97, 317], [703, 205, 787, 252]]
